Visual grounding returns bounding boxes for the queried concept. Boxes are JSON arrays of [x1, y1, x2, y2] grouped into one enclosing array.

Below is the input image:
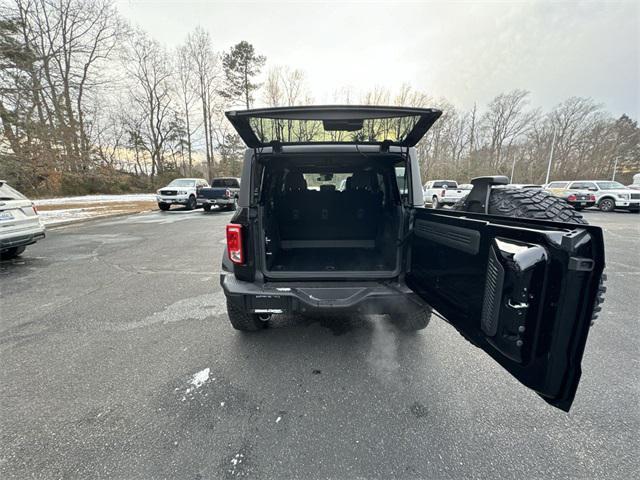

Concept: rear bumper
[[198, 197, 234, 205], [221, 273, 429, 315], [0, 225, 45, 251], [567, 200, 595, 208]]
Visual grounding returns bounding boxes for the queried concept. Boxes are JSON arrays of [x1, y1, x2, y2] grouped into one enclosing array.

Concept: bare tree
[[481, 90, 538, 171], [186, 27, 220, 179], [126, 31, 175, 178], [175, 44, 199, 175]]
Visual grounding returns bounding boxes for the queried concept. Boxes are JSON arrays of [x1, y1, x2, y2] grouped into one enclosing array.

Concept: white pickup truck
[[423, 180, 468, 208]]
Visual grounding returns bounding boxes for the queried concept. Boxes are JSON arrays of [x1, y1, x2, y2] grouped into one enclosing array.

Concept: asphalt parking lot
[[1, 208, 638, 479]]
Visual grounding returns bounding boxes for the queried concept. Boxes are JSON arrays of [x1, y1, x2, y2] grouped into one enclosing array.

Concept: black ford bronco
[[220, 106, 606, 411]]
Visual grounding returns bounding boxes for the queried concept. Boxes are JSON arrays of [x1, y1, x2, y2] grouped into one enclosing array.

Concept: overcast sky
[[115, 0, 639, 118]]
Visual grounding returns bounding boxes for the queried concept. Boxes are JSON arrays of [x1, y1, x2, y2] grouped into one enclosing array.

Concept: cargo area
[[259, 155, 404, 276]]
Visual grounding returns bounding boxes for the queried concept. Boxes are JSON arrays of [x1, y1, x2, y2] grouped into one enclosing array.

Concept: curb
[[44, 209, 157, 230]]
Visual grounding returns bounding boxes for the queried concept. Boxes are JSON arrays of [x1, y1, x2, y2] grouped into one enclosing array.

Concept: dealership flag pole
[[544, 126, 557, 185]]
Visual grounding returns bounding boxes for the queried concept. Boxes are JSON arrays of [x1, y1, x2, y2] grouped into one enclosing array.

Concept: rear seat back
[[276, 170, 383, 243]]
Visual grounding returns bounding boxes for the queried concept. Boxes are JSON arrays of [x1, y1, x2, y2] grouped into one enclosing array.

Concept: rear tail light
[[589, 194, 596, 201], [226, 224, 244, 264], [567, 194, 577, 202], [441, 189, 446, 198], [224, 189, 231, 198], [32, 203, 38, 214]]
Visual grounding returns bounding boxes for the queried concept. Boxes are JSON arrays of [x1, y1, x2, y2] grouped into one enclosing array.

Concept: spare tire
[[484, 187, 587, 224]]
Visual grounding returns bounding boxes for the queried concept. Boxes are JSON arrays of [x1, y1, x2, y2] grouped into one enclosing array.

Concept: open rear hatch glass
[[226, 105, 442, 148]]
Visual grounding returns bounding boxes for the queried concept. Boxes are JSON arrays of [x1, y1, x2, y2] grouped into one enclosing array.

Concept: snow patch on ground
[[185, 368, 210, 394], [34, 194, 155, 206], [38, 207, 129, 225], [107, 292, 226, 332]]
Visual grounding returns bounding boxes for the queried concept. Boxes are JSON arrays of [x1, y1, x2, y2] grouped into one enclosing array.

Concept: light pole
[[612, 156, 619, 181], [544, 126, 557, 185], [510, 158, 516, 184]]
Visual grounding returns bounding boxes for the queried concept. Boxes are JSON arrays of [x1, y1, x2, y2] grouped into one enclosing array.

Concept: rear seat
[[341, 171, 382, 239], [277, 170, 382, 244]]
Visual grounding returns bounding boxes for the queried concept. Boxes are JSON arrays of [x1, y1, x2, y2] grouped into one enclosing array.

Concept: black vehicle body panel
[[406, 208, 605, 411]]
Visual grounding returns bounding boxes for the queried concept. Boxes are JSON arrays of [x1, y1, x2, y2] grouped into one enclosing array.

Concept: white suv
[[156, 178, 209, 211], [548, 180, 640, 213], [0, 181, 45, 259]]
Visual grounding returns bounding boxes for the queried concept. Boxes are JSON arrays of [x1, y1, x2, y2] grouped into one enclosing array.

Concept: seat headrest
[[285, 172, 307, 191], [350, 171, 375, 191]]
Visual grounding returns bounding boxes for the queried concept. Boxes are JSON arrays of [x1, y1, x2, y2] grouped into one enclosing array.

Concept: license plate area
[[0, 212, 14, 221], [250, 295, 288, 313]]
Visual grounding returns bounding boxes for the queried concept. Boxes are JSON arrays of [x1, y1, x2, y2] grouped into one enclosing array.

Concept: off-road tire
[[1, 245, 26, 260], [470, 187, 588, 224], [203, 204, 212, 212], [432, 196, 440, 209], [390, 307, 432, 331], [226, 300, 267, 331], [158, 203, 170, 211], [186, 195, 197, 211], [598, 198, 615, 212]]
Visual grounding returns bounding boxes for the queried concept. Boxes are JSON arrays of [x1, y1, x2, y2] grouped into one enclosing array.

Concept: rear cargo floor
[[268, 248, 395, 272]]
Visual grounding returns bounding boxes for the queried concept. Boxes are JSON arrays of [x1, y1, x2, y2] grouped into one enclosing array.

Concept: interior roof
[[259, 152, 405, 170]]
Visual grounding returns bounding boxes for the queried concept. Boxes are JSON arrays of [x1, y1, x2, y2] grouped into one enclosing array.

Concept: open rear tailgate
[[225, 105, 442, 148]]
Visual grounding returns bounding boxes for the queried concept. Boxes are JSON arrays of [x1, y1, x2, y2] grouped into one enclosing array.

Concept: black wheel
[[1, 246, 26, 260], [203, 204, 212, 212], [573, 206, 583, 211], [598, 198, 615, 212], [390, 307, 432, 331], [186, 195, 196, 210], [629, 209, 639, 214], [226, 300, 267, 331], [158, 203, 170, 211], [482, 187, 587, 224], [432, 196, 440, 209]]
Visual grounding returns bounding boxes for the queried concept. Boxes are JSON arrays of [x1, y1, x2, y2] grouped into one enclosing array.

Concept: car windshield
[[303, 173, 352, 191], [0, 183, 27, 200], [596, 181, 625, 190], [168, 179, 196, 187]]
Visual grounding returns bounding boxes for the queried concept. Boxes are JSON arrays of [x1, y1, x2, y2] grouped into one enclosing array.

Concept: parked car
[[156, 178, 208, 211], [220, 105, 606, 412], [423, 180, 467, 208], [0, 180, 45, 259], [546, 180, 640, 212], [197, 177, 241, 212], [543, 182, 596, 210]]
